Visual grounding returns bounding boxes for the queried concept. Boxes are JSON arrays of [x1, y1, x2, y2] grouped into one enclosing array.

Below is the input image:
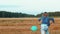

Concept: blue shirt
[[38, 16, 54, 26]]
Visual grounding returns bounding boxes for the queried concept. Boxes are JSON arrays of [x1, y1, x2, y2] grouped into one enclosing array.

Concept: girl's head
[[43, 12, 48, 17]]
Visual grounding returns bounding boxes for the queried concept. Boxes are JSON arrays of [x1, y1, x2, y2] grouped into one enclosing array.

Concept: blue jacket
[[38, 16, 54, 26]]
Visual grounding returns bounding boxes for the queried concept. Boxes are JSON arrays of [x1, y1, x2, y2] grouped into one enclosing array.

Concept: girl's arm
[[38, 17, 42, 22], [50, 18, 55, 23]]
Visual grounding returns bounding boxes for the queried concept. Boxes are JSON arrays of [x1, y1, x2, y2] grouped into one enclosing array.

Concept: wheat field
[[0, 18, 60, 34]]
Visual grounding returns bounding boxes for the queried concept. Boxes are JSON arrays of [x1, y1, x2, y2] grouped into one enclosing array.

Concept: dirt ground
[[0, 18, 60, 34]]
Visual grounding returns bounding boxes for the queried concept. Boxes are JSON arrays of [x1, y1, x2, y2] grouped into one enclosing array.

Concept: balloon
[[31, 26, 38, 32]]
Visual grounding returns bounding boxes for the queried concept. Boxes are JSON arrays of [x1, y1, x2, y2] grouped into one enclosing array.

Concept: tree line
[[0, 11, 60, 18], [0, 11, 35, 18], [36, 12, 60, 17]]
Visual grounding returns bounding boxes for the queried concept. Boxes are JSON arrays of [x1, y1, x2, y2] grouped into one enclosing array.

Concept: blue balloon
[[31, 26, 38, 32]]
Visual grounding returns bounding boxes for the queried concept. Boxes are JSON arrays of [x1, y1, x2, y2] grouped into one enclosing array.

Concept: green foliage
[[36, 12, 60, 17], [0, 11, 35, 18], [0, 11, 60, 18]]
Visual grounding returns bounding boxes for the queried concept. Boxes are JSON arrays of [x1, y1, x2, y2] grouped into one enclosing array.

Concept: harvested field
[[0, 18, 60, 34]]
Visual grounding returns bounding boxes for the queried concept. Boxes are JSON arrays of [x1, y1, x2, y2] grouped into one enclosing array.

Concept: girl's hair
[[44, 12, 47, 14]]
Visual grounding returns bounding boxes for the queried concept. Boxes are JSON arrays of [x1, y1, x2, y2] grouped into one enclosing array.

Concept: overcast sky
[[0, 0, 60, 15]]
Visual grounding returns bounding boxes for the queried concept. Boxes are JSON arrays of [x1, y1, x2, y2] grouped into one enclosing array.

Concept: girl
[[39, 12, 55, 34]]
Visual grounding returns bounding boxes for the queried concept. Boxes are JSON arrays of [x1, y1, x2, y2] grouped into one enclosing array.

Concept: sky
[[0, 0, 60, 15]]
